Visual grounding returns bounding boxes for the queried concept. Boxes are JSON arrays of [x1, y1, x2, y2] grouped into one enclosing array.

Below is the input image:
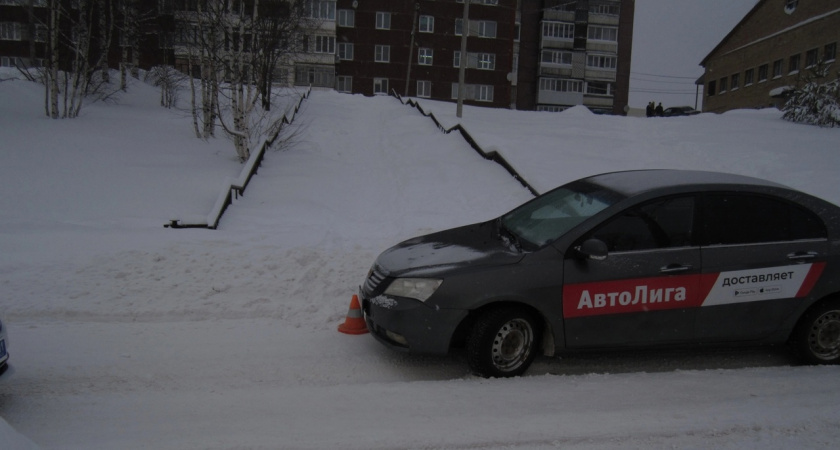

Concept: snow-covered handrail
[[390, 90, 539, 197], [166, 86, 312, 229]]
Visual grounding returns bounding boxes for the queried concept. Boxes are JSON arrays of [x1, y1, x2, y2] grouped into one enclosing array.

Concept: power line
[[632, 87, 700, 94], [631, 76, 698, 85], [631, 71, 701, 80]]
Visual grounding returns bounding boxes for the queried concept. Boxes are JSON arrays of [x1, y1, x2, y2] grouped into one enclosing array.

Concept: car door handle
[[787, 251, 819, 260], [660, 264, 692, 273]]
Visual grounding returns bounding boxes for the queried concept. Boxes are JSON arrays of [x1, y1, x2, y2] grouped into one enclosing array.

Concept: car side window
[[586, 196, 695, 252], [701, 193, 827, 245]]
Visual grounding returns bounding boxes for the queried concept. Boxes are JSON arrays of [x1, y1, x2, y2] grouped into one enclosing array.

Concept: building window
[[418, 48, 433, 66], [587, 26, 617, 42], [744, 68, 754, 86], [419, 15, 434, 33], [375, 45, 390, 63], [451, 83, 494, 102], [337, 76, 352, 93], [34, 24, 47, 43], [539, 78, 583, 93], [586, 54, 617, 70], [306, 1, 336, 20], [478, 21, 497, 38], [789, 54, 800, 74], [458, 20, 497, 38], [731, 73, 739, 90], [543, 21, 574, 40], [417, 80, 431, 98], [0, 22, 23, 41], [719, 77, 727, 93], [825, 43, 837, 62], [374, 78, 389, 95], [337, 42, 354, 60], [477, 53, 495, 70], [590, 3, 620, 15], [453, 51, 496, 70], [295, 65, 334, 87], [772, 59, 783, 78], [707, 80, 716, 96], [338, 9, 355, 27], [805, 48, 819, 68], [313, 35, 335, 54], [376, 12, 391, 30], [542, 50, 572, 66], [586, 81, 613, 96], [758, 64, 768, 82]]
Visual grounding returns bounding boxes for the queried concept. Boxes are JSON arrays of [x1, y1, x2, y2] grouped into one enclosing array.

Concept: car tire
[[466, 307, 540, 378], [792, 300, 840, 365]]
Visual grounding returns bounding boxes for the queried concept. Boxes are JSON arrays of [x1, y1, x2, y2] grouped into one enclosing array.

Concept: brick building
[[333, 0, 635, 114], [700, 0, 840, 113], [2, 0, 636, 114]]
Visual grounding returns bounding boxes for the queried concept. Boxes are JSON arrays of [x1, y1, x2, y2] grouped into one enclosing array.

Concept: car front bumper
[[361, 293, 468, 355]]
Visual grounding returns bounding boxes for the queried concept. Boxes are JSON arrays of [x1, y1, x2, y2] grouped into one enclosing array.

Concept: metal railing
[[166, 87, 312, 229], [390, 90, 539, 197]]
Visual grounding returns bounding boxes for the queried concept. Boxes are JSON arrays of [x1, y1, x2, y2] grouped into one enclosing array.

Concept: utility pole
[[405, 3, 420, 97], [456, 0, 469, 118]]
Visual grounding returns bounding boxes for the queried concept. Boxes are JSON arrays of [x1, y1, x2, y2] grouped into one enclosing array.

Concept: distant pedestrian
[[646, 101, 654, 117], [655, 102, 664, 117]]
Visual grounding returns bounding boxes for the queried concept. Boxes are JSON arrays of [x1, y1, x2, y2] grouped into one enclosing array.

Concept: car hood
[[376, 221, 525, 277]]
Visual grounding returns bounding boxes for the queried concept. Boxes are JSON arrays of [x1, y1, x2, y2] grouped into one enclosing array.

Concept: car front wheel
[[467, 307, 540, 378], [792, 300, 840, 364]]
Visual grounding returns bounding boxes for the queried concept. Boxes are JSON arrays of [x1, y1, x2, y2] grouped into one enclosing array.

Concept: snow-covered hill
[[1, 73, 840, 449]]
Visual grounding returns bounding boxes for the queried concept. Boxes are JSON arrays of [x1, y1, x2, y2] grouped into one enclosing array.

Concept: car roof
[[582, 170, 789, 197]]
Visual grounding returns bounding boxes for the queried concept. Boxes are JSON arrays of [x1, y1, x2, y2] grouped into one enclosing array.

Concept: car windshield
[[500, 181, 622, 249]]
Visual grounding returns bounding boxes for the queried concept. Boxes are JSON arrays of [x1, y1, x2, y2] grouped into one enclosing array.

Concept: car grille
[[363, 264, 388, 296]]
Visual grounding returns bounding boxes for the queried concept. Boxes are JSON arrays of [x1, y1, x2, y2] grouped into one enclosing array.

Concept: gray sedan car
[[359, 170, 840, 377]]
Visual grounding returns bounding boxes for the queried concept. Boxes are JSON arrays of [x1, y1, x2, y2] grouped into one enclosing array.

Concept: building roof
[[700, 0, 767, 67]]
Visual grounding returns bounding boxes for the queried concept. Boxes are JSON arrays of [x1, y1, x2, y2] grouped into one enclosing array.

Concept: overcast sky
[[629, 0, 759, 110]]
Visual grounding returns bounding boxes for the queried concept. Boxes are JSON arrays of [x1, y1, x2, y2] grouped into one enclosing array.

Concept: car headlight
[[384, 278, 443, 302]]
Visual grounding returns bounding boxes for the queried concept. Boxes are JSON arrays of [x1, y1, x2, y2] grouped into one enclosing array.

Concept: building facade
[[334, 0, 519, 109], [1, 0, 635, 114], [0, 0, 47, 69], [700, 0, 840, 113], [535, 0, 633, 114], [333, 0, 634, 114]]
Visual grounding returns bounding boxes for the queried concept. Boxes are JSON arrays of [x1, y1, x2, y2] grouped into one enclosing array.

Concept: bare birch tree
[[39, 0, 119, 119]]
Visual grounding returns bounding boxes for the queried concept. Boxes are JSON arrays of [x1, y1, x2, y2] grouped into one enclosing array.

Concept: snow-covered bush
[[782, 63, 840, 127]]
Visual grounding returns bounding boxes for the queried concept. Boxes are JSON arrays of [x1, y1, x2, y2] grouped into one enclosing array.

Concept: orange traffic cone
[[338, 294, 369, 335]]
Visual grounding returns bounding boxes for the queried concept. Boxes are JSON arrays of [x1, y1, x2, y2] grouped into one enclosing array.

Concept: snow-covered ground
[[1, 72, 840, 449]]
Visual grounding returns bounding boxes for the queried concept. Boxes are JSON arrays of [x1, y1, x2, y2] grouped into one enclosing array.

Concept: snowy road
[[4, 318, 840, 450]]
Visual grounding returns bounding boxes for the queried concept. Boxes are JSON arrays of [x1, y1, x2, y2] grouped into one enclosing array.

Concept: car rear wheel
[[792, 300, 840, 364], [467, 307, 540, 378]]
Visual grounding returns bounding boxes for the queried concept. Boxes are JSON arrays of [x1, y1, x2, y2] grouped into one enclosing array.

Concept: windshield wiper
[[496, 218, 523, 252]]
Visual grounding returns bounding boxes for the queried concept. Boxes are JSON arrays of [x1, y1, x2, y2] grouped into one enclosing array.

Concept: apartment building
[[700, 0, 840, 113], [2, 0, 636, 114], [0, 0, 47, 69], [333, 0, 634, 114], [536, 0, 633, 114], [333, 0, 517, 109]]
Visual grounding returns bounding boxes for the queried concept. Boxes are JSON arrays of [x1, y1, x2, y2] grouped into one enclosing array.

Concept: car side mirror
[[575, 238, 608, 261]]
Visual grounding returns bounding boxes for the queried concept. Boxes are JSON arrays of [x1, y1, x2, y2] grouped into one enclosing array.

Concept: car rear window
[[702, 193, 827, 245]]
